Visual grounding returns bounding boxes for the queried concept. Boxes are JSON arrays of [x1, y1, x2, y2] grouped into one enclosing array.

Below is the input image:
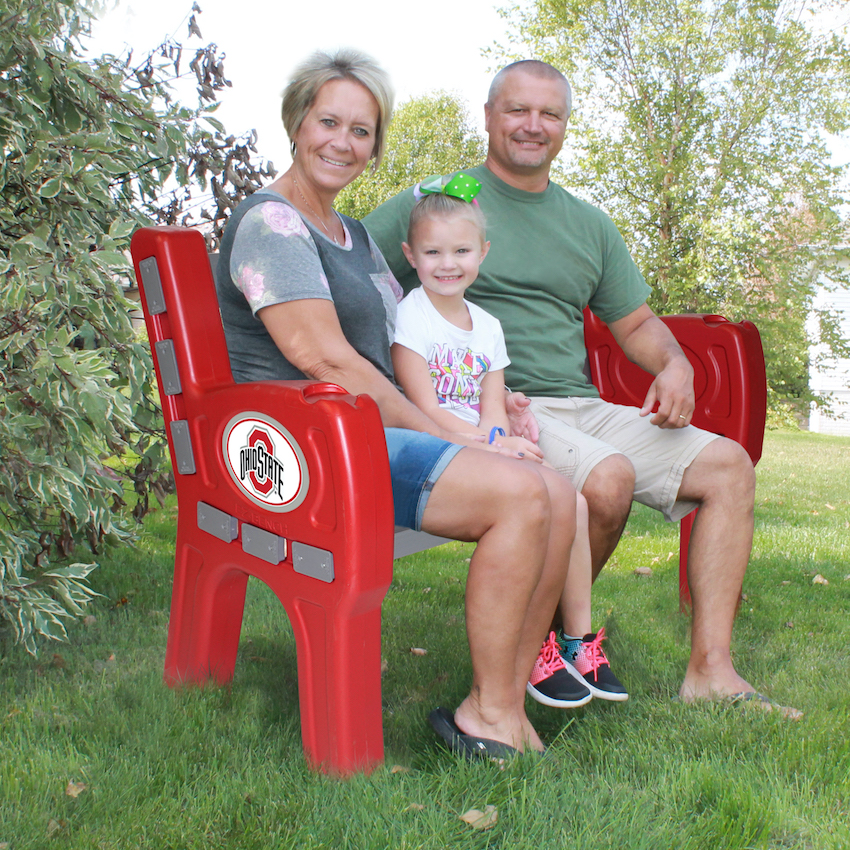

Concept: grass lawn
[[1, 429, 848, 849]]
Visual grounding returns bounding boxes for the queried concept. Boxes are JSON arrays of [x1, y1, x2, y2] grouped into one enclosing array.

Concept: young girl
[[391, 174, 628, 707]]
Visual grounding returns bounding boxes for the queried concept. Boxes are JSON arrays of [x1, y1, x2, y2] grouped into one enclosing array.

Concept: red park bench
[[130, 225, 766, 776]]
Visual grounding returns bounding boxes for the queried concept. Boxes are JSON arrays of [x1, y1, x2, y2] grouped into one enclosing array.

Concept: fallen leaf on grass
[[1, 840, 10, 848], [65, 780, 86, 798], [813, 574, 829, 585], [634, 567, 653, 577], [380, 657, 389, 675], [651, 556, 660, 564], [667, 551, 675, 561], [46, 819, 66, 837], [781, 581, 790, 585], [407, 803, 425, 811], [409, 647, 428, 656], [825, 503, 836, 510], [93, 653, 117, 674], [390, 765, 411, 774], [460, 805, 498, 830], [785, 621, 794, 629]]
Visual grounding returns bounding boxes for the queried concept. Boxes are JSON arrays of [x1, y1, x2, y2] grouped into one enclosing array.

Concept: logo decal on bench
[[223, 414, 308, 512]]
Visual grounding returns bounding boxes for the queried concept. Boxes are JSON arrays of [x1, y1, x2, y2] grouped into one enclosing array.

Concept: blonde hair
[[281, 48, 394, 169], [407, 194, 487, 245]]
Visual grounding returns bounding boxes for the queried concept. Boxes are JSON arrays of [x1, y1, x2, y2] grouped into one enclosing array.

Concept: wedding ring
[[678, 415, 687, 420]]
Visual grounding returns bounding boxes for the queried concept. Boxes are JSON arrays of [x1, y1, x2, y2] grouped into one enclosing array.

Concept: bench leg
[[678, 510, 696, 612], [164, 539, 248, 686], [289, 597, 384, 776]]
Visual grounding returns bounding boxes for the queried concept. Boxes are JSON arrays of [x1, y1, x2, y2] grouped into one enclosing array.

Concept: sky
[[88, 0, 514, 168], [88, 0, 850, 174]]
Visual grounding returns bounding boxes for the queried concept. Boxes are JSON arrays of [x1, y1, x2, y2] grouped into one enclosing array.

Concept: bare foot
[[679, 681, 802, 720], [454, 697, 545, 753]]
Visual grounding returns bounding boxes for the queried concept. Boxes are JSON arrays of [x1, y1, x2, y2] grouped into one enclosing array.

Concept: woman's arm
[[260, 299, 452, 436], [390, 342, 483, 436]]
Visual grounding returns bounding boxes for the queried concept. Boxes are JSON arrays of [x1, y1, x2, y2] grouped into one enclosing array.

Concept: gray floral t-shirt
[[216, 189, 403, 384]]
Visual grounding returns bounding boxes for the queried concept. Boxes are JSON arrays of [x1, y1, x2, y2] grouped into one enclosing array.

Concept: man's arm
[[607, 303, 695, 429]]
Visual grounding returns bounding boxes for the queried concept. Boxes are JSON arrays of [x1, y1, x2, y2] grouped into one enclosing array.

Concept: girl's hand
[[491, 435, 546, 463]]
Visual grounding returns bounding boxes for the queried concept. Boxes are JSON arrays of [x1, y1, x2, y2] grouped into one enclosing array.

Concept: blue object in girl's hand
[[488, 426, 506, 445]]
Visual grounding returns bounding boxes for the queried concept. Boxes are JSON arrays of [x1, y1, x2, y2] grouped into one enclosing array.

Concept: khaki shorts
[[529, 396, 719, 522]]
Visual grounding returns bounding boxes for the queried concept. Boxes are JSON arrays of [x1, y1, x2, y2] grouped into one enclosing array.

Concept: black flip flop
[[428, 707, 519, 760]]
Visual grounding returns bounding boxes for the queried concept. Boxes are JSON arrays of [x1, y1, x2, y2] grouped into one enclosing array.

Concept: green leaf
[[108, 218, 136, 239], [37, 176, 63, 198]]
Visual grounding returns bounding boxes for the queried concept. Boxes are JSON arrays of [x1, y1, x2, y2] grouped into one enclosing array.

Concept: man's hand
[[639, 358, 695, 428], [505, 391, 540, 442], [609, 304, 696, 429]]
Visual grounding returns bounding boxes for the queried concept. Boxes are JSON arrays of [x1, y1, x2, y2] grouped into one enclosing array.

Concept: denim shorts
[[385, 428, 464, 531]]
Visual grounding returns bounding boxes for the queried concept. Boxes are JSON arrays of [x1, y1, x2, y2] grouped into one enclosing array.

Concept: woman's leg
[[420, 449, 574, 753]]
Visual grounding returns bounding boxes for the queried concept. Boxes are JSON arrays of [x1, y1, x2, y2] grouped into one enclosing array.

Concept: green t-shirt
[[363, 165, 651, 398]]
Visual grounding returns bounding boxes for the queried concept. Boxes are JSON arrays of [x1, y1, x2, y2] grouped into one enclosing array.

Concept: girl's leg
[[558, 492, 593, 636], [420, 449, 572, 753]]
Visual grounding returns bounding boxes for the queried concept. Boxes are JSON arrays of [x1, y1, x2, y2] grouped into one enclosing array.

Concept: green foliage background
[[494, 0, 850, 415], [0, 0, 267, 652], [336, 92, 486, 219]]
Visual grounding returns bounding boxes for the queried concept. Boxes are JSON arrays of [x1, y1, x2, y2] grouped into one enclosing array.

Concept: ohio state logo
[[222, 414, 308, 512]]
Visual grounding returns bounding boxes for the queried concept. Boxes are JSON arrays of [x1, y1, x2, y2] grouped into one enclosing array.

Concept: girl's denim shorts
[[385, 428, 463, 531]]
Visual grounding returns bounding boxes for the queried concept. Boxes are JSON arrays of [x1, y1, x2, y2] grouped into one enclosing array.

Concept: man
[[365, 59, 801, 717]]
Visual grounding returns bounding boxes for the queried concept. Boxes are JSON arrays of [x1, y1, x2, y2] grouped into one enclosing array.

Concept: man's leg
[[527, 397, 636, 579], [675, 437, 757, 699], [675, 437, 800, 716], [581, 453, 635, 579], [420, 450, 575, 752]]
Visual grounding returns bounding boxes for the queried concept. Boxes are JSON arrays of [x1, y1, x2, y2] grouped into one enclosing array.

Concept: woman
[[215, 48, 578, 757]]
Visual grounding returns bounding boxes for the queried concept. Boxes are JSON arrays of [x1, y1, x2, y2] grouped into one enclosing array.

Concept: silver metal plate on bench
[[197, 502, 238, 542], [154, 339, 182, 395], [138, 256, 166, 314], [169, 420, 196, 475], [393, 527, 452, 559], [292, 541, 334, 583], [242, 524, 287, 565]]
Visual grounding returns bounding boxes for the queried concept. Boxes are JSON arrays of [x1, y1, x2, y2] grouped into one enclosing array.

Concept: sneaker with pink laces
[[559, 628, 628, 702], [527, 631, 593, 708]]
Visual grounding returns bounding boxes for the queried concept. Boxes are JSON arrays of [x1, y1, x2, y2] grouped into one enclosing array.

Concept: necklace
[[291, 175, 339, 245]]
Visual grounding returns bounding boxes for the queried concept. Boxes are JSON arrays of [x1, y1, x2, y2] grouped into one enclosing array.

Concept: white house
[[808, 256, 850, 435]]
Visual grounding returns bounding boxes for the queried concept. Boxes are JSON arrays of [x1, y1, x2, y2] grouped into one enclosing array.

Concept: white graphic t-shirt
[[394, 286, 510, 426]]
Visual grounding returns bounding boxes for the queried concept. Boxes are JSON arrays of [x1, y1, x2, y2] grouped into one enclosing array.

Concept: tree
[[495, 0, 850, 414], [336, 92, 486, 219], [0, 0, 270, 652]]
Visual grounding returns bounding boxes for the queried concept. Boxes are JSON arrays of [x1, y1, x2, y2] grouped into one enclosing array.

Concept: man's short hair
[[487, 60, 572, 119]]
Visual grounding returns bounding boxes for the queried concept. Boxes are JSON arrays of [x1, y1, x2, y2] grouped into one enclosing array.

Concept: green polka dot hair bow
[[413, 172, 482, 203]]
